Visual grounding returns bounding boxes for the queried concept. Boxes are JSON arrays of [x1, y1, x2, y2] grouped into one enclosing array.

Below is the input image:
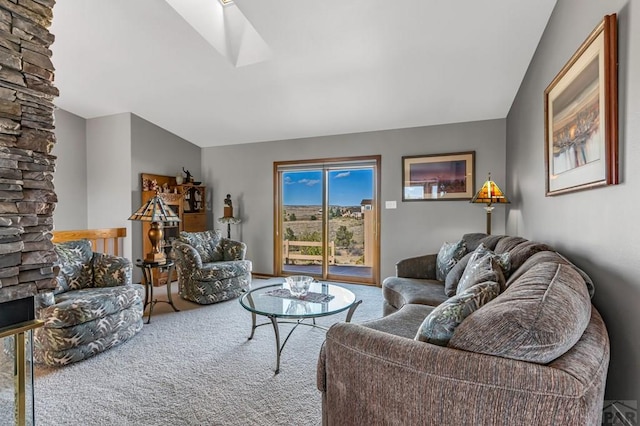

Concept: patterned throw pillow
[[53, 240, 94, 293], [415, 281, 500, 346], [435, 240, 467, 281], [456, 253, 506, 295]]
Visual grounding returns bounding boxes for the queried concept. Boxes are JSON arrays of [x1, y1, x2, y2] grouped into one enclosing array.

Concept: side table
[[135, 259, 180, 324]]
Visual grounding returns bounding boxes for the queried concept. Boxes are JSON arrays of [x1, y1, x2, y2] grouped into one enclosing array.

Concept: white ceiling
[[50, 0, 557, 148]]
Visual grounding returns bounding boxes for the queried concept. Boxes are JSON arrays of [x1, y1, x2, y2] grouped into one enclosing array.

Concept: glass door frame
[[273, 155, 381, 286]]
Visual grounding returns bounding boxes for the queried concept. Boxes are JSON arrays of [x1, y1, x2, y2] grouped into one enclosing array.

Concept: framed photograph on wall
[[544, 14, 618, 196], [402, 151, 475, 201]]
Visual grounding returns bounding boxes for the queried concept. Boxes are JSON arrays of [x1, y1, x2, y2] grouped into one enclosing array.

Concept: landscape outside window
[[282, 168, 374, 279]]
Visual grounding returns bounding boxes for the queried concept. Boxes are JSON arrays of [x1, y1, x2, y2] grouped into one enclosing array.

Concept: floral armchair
[[34, 240, 144, 367], [171, 230, 251, 304]]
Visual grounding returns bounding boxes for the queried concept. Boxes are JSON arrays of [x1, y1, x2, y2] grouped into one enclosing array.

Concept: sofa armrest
[[92, 253, 132, 287], [395, 253, 437, 279], [222, 238, 247, 261], [34, 291, 55, 312], [318, 321, 607, 425], [172, 241, 204, 269]]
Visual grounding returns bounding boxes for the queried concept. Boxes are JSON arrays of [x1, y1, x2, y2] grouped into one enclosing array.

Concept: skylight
[[165, 0, 270, 68]]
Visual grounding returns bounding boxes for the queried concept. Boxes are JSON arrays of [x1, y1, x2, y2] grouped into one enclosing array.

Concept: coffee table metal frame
[[239, 282, 361, 374]]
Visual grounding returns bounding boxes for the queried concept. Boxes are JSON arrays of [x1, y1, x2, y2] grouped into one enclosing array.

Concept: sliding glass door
[[274, 156, 380, 286]]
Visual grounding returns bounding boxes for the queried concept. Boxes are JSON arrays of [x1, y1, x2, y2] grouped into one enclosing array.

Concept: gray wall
[[86, 113, 133, 259], [130, 114, 202, 272], [506, 0, 638, 401], [54, 112, 201, 281], [202, 119, 507, 281], [52, 109, 88, 230]]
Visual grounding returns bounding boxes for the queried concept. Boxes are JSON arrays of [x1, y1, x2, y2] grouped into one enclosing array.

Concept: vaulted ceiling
[[50, 0, 557, 148]]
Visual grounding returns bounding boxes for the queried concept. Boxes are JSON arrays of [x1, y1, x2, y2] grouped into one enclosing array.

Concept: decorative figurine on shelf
[[223, 194, 233, 218], [182, 167, 192, 184]]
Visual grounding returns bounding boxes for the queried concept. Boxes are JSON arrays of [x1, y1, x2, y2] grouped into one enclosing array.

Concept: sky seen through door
[[283, 169, 373, 206]]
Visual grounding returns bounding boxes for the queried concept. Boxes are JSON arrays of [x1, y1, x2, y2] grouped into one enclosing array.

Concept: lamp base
[[144, 252, 166, 263]]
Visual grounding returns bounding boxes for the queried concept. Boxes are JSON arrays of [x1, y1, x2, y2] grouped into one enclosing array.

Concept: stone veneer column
[[0, 0, 57, 304]]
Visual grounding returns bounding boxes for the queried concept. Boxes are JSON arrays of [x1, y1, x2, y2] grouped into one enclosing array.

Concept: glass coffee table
[[239, 280, 361, 373]]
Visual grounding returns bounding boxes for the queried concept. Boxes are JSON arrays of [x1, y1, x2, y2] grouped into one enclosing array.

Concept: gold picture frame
[[544, 14, 618, 196], [402, 151, 475, 201]]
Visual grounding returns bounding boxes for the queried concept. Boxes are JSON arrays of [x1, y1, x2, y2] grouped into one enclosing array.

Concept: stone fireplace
[[0, 1, 57, 423], [0, 0, 58, 317]]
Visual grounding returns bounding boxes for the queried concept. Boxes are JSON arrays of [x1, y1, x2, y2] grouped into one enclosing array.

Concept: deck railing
[[283, 240, 335, 265]]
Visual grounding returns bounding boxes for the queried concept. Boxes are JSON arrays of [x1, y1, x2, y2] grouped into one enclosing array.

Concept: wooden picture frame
[[402, 151, 475, 201], [544, 14, 618, 196]]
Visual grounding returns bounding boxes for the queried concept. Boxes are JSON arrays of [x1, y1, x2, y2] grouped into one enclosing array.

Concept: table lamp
[[129, 194, 180, 263], [470, 173, 510, 235]]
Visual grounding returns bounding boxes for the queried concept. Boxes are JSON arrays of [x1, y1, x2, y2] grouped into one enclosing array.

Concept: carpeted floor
[[28, 278, 383, 425]]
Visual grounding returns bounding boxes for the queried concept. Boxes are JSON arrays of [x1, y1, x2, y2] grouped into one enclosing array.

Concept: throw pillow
[[448, 262, 592, 364], [53, 240, 94, 293], [456, 251, 507, 295], [415, 280, 500, 346], [444, 243, 509, 296], [444, 251, 474, 297], [435, 240, 467, 281]]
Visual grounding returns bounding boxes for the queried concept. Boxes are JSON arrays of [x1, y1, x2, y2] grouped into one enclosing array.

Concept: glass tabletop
[[239, 281, 357, 319]]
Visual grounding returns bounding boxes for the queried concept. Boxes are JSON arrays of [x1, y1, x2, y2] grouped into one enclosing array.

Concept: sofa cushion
[[460, 233, 488, 252], [507, 241, 553, 274], [179, 230, 223, 263], [38, 284, 145, 328], [448, 262, 592, 364], [477, 234, 505, 251], [436, 240, 466, 281], [382, 277, 448, 310], [363, 303, 435, 339], [35, 301, 143, 352], [416, 280, 500, 346], [456, 253, 505, 295], [93, 253, 132, 287], [54, 240, 94, 294], [192, 260, 252, 282], [494, 236, 528, 254], [34, 317, 143, 367]]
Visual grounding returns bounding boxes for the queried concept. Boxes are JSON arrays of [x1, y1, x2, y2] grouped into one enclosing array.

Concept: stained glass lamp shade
[[470, 173, 510, 235], [129, 194, 180, 263]]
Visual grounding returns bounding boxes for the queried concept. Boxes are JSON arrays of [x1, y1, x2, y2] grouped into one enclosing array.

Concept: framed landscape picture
[[402, 151, 475, 201], [544, 14, 618, 196]]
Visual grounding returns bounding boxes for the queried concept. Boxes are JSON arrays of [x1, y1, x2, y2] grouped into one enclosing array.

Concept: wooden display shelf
[[140, 173, 207, 286]]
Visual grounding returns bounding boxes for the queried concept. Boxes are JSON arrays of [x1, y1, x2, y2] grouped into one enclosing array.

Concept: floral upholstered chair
[[171, 229, 252, 304], [34, 240, 144, 367]]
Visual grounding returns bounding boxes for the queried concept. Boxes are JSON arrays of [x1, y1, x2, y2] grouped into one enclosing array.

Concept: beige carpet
[[30, 278, 383, 425]]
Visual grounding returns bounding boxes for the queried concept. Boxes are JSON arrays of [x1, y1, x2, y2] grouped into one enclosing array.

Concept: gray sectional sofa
[[318, 233, 610, 425]]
